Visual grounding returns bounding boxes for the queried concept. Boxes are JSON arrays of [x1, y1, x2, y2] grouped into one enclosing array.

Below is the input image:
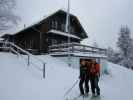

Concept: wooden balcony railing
[[48, 42, 107, 55]]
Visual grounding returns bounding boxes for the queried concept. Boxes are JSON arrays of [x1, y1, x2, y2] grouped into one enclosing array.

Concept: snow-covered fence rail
[[0, 41, 46, 78], [0, 41, 11, 52], [49, 42, 107, 55]]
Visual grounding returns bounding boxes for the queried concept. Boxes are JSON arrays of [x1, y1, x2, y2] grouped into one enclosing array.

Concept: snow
[[100, 62, 133, 100], [50, 52, 106, 58], [0, 52, 133, 100], [0, 53, 79, 100], [0, 38, 4, 41], [72, 52, 106, 58], [48, 29, 81, 40]]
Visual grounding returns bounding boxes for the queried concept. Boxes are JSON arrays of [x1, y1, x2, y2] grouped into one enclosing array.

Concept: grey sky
[[6, 0, 132, 48]]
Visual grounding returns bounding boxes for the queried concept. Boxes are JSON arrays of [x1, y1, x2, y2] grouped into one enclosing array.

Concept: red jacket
[[90, 63, 100, 76]]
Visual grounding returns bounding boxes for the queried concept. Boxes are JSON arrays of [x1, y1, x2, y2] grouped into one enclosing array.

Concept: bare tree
[[0, 0, 19, 31]]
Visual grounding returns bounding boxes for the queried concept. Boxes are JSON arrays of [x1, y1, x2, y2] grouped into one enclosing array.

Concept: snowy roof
[[1, 9, 87, 39], [1, 10, 61, 36], [47, 29, 81, 40]]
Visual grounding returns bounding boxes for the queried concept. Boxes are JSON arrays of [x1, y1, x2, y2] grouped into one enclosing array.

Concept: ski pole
[[64, 79, 79, 97]]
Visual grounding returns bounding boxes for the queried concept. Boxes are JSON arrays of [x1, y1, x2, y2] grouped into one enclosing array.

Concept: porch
[[48, 42, 107, 58]]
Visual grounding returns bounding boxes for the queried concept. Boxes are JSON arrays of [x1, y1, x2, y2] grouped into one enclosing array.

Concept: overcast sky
[[7, 0, 132, 48]]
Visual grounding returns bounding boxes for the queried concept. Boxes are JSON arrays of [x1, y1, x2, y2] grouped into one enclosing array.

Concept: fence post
[[83, 46, 85, 52], [27, 55, 30, 66], [43, 63, 45, 78], [72, 44, 74, 53], [9, 43, 11, 53]]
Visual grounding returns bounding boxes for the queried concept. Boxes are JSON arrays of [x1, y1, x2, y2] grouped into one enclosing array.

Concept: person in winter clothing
[[79, 59, 87, 95], [90, 60, 100, 96], [84, 60, 91, 94]]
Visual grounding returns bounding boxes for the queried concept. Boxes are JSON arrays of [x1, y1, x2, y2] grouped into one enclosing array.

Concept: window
[[61, 40, 66, 44], [61, 24, 65, 31], [55, 21, 58, 29], [51, 20, 54, 29], [52, 39, 57, 45], [70, 27, 74, 33], [29, 40, 34, 49], [51, 20, 58, 29]]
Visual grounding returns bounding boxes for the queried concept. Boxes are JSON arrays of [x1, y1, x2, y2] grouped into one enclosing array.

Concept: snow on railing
[[0, 41, 46, 78], [49, 42, 107, 55]]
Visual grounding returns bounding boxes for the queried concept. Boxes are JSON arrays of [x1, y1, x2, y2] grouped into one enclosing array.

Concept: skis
[[66, 94, 83, 100], [90, 95, 102, 100], [66, 95, 103, 100]]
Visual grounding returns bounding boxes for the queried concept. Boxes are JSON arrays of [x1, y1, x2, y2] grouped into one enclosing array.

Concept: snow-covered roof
[[6, 9, 77, 36], [2, 9, 61, 36], [47, 29, 81, 40], [1, 9, 87, 39]]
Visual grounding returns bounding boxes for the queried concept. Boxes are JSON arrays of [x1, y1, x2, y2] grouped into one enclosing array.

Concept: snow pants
[[79, 76, 90, 95], [90, 75, 100, 95]]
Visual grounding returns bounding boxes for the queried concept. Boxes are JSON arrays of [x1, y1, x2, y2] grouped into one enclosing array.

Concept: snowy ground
[[0, 52, 133, 100]]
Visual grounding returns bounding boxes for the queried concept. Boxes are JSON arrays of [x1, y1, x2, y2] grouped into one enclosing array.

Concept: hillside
[[0, 53, 133, 100]]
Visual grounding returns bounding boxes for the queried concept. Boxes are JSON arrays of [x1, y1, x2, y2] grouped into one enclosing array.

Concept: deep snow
[[0, 52, 133, 100]]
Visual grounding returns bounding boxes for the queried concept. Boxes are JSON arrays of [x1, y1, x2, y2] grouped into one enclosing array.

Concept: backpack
[[90, 63, 100, 76]]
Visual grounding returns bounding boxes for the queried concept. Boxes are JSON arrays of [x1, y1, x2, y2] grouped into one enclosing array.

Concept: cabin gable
[[37, 10, 87, 39]]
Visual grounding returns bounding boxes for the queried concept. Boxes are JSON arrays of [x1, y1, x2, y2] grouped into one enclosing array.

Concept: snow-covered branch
[[0, 0, 20, 31]]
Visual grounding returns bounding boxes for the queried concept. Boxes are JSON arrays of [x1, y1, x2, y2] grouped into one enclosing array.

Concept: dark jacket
[[86, 63, 91, 77], [79, 65, 87, 79]]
